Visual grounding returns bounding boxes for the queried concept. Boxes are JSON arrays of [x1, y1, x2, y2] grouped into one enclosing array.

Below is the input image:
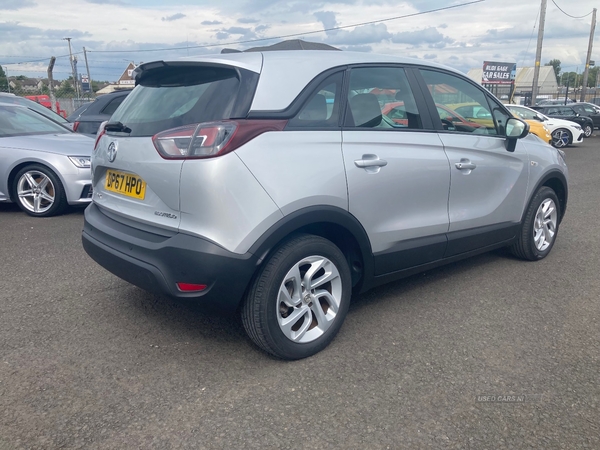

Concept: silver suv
[[82, 51, 568, 359]]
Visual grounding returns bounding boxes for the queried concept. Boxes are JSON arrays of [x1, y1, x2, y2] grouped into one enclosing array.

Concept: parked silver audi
[[0, 104, 94, 217], [83, 50, 568, 359]]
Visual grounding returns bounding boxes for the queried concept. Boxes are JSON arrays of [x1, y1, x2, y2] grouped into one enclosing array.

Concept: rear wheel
[[551, 128, 571, 148], [242, 234, 352, 360], [510, 186, 560, 261], [12, 164, 68, 217], [583, 124, 593, 137]]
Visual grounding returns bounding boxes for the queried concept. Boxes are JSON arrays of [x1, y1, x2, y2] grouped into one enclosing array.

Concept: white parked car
[[506, 104, 584, 148]]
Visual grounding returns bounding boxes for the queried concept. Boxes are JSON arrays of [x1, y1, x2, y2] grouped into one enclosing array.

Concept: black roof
[[221, 39, 340, 54]]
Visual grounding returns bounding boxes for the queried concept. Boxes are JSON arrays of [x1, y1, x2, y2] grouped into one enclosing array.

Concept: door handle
[[354, 155, 388, 168], [455, 160, 476, 171]]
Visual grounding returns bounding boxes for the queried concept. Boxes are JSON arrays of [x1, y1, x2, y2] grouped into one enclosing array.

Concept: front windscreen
[[108, 65, 241, 137], [0, 105, 70, 137]]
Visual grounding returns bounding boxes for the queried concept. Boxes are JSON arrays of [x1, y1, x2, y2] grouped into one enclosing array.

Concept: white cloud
[[0, 0, 597, 80]]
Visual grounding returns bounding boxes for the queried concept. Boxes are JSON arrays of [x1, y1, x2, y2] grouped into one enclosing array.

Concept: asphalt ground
[[1, 135, 599, 449]]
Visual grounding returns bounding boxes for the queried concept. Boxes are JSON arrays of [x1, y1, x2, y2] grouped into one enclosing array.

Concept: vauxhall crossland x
[[82, 51, 568, 359]]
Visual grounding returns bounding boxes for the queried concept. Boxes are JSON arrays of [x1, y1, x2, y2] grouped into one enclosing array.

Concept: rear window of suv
[[109, 65, 241, 137]]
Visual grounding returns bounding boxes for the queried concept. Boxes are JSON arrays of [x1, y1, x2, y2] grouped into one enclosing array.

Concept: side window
[[488, 98, 511, 136], [420, 69, 498, 135], [287, 72, 343, 128], [582, 105, 596, 114], [101, 96, 127, 115], [345, 67, 422, 130]]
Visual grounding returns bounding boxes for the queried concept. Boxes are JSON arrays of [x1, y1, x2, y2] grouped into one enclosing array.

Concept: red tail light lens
[[94, 121, 108, 152], [152, 120, 287, 159], [176, 282, 207, 292], [72, 121, 80, 132]]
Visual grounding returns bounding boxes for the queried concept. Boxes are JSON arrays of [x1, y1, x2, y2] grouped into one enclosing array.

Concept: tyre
[[242, 234, 352, 360], [12, 164, 68, 217], [510, 186, 560, 261], [583, 124, 593, 137], [550, 128, 571, 148]]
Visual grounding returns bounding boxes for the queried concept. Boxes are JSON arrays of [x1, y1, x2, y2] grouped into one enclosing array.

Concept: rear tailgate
[[92, 133, 183, 230], [89, 57, 262, 232]]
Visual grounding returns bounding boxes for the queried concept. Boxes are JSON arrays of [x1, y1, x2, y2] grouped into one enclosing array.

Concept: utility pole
[[580, 8, 597, 102], [4, 66, 9, 93], [531, 0, 547, 106], [63, 37, 79, 98], [47, 57, 57, 113], [83, 47, 92, 95]]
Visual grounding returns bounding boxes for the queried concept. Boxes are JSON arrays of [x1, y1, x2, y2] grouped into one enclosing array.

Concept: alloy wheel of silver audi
[[533, 198, 558, 252], [551, 129, 569, 148], [17, 170, 55, 214], [277, 255, 342, 343]]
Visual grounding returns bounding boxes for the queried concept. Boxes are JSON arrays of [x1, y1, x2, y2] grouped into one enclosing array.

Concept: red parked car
[[25, 95, 67, 118]]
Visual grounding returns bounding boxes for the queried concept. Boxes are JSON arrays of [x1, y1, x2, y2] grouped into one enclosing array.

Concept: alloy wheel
[[276, 255, 342, 343], [533, 198, 558, 252], [551, 129, 569, 148], [17, 170, 55, 214]]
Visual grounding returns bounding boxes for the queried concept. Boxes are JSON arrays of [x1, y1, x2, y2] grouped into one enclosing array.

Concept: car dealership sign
[[482, 61, 516, 85]]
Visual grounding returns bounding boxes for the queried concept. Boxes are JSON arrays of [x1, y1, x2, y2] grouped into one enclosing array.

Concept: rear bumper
[[82, 203, 259, 313]]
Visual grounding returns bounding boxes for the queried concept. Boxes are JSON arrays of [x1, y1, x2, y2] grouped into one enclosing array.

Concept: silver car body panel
[[341, 130, 451, 253], [520, 134, 568, 200], [438, 133, 530, 232], [179, 151, 283, 254], [233, 131, 347, 254], [92, 134, 184, 231], [0, 133, 93, 204]]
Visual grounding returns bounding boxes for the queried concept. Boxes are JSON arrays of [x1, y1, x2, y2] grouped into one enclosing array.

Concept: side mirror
[[505, 117, 529, 152], [535, 114, 545, 122]]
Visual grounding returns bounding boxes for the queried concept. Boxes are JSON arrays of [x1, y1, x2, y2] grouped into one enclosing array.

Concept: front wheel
[[12, 164, 68, 217], [551, 128, 571, 148], [510, 186, 560, 261], [242, 234, 352, 360], [583, 124, 593, 137]]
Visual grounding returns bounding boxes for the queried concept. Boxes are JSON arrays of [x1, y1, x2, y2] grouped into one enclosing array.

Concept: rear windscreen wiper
[[104, 121, 132, 133]]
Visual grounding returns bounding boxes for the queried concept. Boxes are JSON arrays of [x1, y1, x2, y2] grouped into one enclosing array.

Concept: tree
[[0, 66, 8, 92], [545, 59, 561, 80], [587, 66, 599, 88], [559, 71, 578, 87], [55, 80, 76, 98]]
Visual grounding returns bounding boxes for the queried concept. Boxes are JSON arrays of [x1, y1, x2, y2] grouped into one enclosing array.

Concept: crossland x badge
[[107, 141, 118, 163]]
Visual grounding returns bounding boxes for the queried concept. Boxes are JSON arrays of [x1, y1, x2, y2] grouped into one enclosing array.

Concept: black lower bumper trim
[[82, 203, 258, 312]]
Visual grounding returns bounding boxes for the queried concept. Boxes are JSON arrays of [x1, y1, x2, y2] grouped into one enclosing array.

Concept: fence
[[1, 86, 95, 117]]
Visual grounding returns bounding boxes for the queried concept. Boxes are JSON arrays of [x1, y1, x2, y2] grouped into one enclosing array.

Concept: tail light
[[94, 121, 108, 152], [72, 121, 80, 132], [176, 282, 207, 292], [152, 120, 287, 159]]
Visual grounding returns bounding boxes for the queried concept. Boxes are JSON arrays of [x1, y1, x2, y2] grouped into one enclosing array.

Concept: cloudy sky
[[1, 0, 598, 83]]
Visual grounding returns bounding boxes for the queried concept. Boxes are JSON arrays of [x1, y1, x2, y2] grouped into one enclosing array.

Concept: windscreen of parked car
[[0, 95, 69, 125], [508, 106, 541, 121], [108, 65, 241, 137], [0, 105, 71, 137]]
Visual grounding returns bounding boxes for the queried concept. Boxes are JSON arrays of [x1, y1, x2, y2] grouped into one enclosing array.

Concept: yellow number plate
[[105, 169, 146, 200]]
